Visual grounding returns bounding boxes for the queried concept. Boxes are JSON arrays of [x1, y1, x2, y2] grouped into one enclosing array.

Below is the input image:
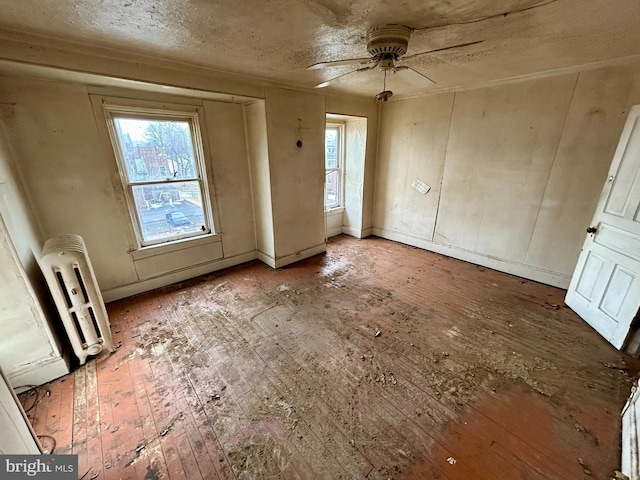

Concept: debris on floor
[[19, 236, 640, 480], [578, 458, 592, 475]]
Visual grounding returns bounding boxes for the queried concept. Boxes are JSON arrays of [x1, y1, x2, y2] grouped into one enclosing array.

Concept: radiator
[[40, 235, 114, 365]]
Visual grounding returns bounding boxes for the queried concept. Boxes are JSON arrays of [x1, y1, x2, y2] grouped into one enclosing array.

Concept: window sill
[[130, 233, 221, 261], [325, 207, 345, 215]]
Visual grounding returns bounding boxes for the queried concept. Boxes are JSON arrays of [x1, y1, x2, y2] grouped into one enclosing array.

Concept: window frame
[[325, 123, 345, 211], [101, 100, 216, 248]]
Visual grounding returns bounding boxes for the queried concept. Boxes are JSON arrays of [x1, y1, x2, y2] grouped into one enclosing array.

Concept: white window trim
[[325, 122, 345, 212], [91, 95, 220, 252]]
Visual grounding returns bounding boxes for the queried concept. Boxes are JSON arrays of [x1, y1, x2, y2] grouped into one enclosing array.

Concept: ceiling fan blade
[[393, 67, 435, 88], [313, 64, 377, 88], [400, 40, 484, 62], [313, 69, 358, 88], [307, 57, 374, 70]]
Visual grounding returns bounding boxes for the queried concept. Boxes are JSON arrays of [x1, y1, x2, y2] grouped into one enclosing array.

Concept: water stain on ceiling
[[0, 0, 638, 97]]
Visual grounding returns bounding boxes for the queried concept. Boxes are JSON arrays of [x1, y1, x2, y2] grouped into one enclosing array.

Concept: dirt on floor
[[121, 237, 640, 479], [25, 236, 639, 479]]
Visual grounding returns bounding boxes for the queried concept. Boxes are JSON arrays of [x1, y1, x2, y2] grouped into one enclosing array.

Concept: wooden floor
[[20, 235, 639, 479]]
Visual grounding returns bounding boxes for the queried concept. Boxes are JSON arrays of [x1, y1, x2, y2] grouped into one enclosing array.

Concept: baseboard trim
[[274, 243, 327, 268], [326, 225, 343, 238], [371, 228, 571, 289], [342, 226, 373, 239], [8, 355, 70, 389], [256, 251, 276, 268], [342, 226, 360, 238], [102, 250, 258, 302]]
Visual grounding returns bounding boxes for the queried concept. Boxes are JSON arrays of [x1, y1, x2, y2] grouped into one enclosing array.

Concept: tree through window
[[103, 104, 214, 247]]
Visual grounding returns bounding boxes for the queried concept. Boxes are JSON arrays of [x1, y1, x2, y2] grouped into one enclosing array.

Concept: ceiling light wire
[[413, 0, 558, 30], [375, 69, 393, 102]]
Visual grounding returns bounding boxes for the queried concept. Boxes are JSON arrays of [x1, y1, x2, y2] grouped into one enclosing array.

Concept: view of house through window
[[107, 111, 212, 246], [325, 124, 343, 209]]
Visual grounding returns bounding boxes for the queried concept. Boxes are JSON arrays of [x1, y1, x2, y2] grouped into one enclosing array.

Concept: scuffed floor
[[21, 235, 639, 479]]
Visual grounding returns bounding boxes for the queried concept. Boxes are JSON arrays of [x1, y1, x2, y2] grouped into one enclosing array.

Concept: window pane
[[114, 118, 198, 182], [325, 170, 339, 208], [325, 128, 338, 169], [132, 181, 207, 243]]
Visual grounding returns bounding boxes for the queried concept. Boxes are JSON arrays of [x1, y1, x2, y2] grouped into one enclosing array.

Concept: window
[[325, 124, 344, 210], [103, 103, 214, 247]]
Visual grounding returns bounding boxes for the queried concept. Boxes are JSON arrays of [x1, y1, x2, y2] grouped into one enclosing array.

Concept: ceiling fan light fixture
[[375, 69, 393, 102], [307, 24, 482, 94], [366, 24, 412, 58], [375, 90, 393, 102]]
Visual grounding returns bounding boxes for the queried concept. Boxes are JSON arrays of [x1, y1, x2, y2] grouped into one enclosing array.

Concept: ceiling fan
[[307, 24, 483, 101]]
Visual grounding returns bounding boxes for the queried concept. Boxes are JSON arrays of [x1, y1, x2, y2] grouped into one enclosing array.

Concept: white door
[[565, 105, 640, 349]]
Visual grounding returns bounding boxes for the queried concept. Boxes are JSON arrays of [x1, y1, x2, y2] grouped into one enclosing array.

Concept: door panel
[[575, 252, 605, 300], [600, 266, 634, 318], [605, 117, 640, 216], [566, 105, 640, 349], [594, 224, 640, 261]]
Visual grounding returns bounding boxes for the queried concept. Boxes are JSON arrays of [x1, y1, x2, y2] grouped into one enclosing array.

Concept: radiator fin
[[55, 270, 73, 308], [88, 307, 102, 340], [70, 312, 87, 345], [74, 266, 90, 303]]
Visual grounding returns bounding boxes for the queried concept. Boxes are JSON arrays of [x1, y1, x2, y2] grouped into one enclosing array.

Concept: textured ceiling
[[0, 0, 639, 97]]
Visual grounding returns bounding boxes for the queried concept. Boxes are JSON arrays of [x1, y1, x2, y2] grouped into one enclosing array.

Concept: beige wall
[[244, 101, 275, 260], [0, 76, 257, 301], [265, 88, 327, 266], [374, 92, 453, 243], [343, 117, 368, 238], [0, 119, 68, 386], [203, 100, 256, 258], [374, 61, 640, 287]]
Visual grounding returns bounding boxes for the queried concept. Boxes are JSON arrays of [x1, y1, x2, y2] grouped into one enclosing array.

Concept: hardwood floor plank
[[55, 376, 75, 455], [163, 287, 351, 479], [42, 379, 63, 451], [102, 298, 156, 479], [192, 285, 448, 479], [134, 293, 217, 480], [72, 364, 89, 478], [167, 291, 317, 479], [84, 359, 104, 478], [124, 295, 176, 480], [159, 293, 255, 478]]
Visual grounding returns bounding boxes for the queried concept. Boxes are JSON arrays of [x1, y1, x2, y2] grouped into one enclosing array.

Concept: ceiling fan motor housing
[[367, 24, 411, 58]]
